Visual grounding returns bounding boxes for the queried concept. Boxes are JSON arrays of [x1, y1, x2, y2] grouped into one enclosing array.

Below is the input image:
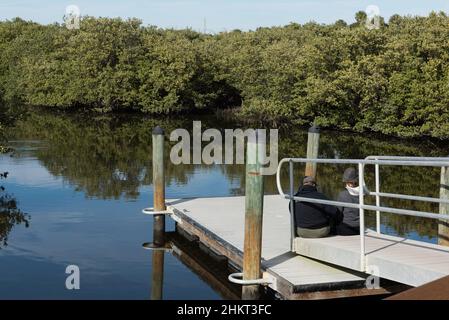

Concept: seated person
[[336, 167, 367, 236], [290, 176, 342, 238]]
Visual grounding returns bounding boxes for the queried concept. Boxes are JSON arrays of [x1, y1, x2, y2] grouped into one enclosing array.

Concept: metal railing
[[276, 157, 449, 271], [365, 156, 449, 234]]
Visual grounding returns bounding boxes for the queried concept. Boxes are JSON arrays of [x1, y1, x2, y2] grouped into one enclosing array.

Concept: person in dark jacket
[[290, 176, 342, 238], [336, 167, 366, 235]]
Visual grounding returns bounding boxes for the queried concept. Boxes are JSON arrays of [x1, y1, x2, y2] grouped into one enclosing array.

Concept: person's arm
[[317, 193, 343, 223], [323, 202, 343, 224], [336, 191, 347, 214]]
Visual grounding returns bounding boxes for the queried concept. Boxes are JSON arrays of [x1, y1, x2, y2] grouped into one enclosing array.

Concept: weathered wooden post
[[438, 166, 449, 247], [151, 126, 166, 300], [242, 130, 265, 300], [152, 126, 166, 243], [304, 124, 320, 179]]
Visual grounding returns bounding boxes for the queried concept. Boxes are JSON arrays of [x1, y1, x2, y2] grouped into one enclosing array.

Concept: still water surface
[[0, 111, 448, 299]]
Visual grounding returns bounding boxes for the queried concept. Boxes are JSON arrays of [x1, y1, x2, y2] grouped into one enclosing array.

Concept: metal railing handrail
[[368, 191, 449, 205], [365, 156, 449, 161], [276, 158, 449, 200], [277, 158, 449, 166], [365, 155, 449, 233], [276, 157, 449, 272], [281, 194, 449, 221]]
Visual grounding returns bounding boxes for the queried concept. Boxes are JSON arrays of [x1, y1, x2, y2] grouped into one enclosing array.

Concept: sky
[[0, 0, 449, 32]]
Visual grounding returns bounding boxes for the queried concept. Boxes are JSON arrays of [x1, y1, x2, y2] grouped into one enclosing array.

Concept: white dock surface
[[167, 195, 366, 291], [295, 231, 449, 287]]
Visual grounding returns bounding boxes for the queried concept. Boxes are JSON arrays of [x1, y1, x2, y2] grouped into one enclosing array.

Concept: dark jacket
[[289, 185, 342, 230], [337, 189, 360, 228]]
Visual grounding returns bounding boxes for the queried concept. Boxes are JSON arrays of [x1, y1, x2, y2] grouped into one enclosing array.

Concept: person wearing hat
[[290, 176, 343, 238], [336, 167, 368, 235]]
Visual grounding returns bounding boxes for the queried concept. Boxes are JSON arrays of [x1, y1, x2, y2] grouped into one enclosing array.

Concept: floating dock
[[145, 126, 449, 300], [295, 230, 449, 287], [165, 195, 406, 299]]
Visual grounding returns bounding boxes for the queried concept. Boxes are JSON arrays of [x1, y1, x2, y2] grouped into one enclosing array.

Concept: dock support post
[[151, 126, 166, 300], [242, 130, 265, 300], [439, 166, 449, 247], [152, 126, 166, 242], [305, 124, 320, 179]]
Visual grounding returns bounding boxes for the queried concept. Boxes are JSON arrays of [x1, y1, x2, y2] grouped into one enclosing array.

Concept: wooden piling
[[305, 124, 320, 179], [152, 126, 166, 244], [242, 130, 265, 300], [439, 166, 449, 247], [151, 126, 166, 300]]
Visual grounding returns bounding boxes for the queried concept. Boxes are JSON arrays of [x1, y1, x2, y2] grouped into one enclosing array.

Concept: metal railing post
[[289, 160, 295, 251], [439, 165, 449, 246], [358, 162, 366, 271], [375, 160, 381, 233]]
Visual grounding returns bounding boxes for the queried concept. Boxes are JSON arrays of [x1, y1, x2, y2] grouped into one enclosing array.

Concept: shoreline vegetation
[[0, 12, 449, 139]]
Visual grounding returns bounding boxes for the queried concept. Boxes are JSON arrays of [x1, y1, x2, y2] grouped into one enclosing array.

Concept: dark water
[[0, 111, 447, 299]]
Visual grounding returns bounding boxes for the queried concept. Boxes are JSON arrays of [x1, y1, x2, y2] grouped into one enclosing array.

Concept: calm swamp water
[[0, 111, 448, 299]]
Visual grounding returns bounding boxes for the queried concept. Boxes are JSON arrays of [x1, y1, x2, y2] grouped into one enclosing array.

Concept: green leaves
[[0, 13, 448, 139]]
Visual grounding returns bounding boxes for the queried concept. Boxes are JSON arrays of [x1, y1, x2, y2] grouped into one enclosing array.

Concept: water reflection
[[0, 172, 29, 247], [142, 242, 166, 300], [146, 227, 243, 300], [146, 214, 167, 300], [7, 111, 449, 240]]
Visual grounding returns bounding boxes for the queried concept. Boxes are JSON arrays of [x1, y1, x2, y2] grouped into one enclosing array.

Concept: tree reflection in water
[[0, 172, 29, 248], [8, 111, 449, 239]]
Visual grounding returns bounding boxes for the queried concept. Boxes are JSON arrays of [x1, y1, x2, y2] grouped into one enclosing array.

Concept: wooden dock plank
[[387, 276, 449, 300]]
